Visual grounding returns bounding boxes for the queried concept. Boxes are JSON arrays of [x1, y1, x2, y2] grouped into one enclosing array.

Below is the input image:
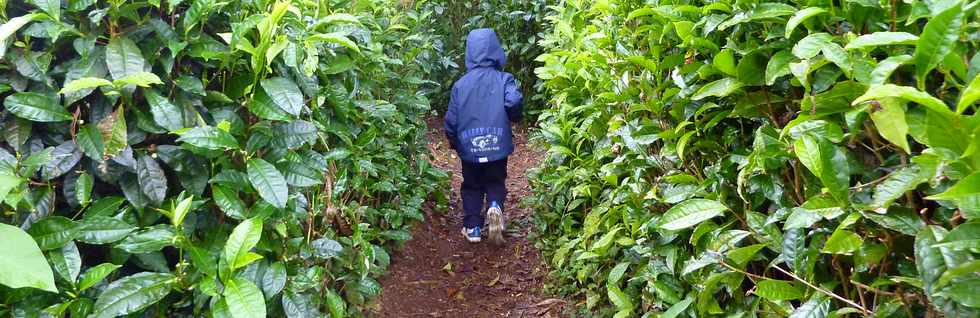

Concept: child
[[444, 28, 523, 244]]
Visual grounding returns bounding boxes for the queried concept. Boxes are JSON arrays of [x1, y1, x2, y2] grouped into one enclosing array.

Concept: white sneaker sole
[[461, 228, 481, 243], [486, 207, 505, 245]]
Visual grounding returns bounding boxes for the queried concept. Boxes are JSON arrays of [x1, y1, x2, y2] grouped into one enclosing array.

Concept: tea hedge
[[530, 0, 980, 317], [0, 0, 448, 317]]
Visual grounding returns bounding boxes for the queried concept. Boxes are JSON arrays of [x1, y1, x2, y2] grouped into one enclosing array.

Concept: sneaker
[[486, 201, 505, 245], [461, 226, 481, 243]]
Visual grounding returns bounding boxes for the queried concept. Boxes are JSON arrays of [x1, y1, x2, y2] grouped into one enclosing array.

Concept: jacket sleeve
[[503, 73, 523, 122], [444, 86, 460, 151]]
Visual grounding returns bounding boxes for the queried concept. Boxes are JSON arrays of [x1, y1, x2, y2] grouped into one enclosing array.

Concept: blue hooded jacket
[[444, 29, 523, 163]]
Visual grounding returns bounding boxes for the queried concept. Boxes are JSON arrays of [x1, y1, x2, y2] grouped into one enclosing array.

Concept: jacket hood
[[465, 28, 506, 70]]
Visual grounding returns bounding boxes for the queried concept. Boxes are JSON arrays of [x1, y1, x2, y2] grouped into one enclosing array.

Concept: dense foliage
[[425, 0, 552, 115], [0, 0, 448, 317], [530, 0, 980, 316]]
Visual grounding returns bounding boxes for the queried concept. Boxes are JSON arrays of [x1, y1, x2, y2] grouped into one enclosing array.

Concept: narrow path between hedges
[[372, 117, 563, 317]]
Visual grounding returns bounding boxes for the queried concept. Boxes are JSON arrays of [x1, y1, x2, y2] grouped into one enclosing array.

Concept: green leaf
[[49, 241, 81, 283], [106, 37, 146, 83], [260, 77, 304, 116], [224, 218, 263, 271], [794, 134, 849, 202], [76, 172, 93, 206], [172, 196, 193, 227], [177, 126, 239, 150], [78, 263, 121, 292], [27, 216, 79, 251], [943, 277, 980, 307], [247, 159, 288, 209], [115, 225, 175, 254], [755, 279, 803, 301], [870, 98, 911, 153], [789, 297, 831, 318], [607, 285, 633, 311], [77, 124, 105, 160], [726, 244, 766, 266], [785, 7, 827, 38], [871, 167, 927, 209], [4, 92, 71, 122], [916, 226, 971, 303], [270, 120, 316, 149], [248, 87, 292, 121], [144, 89, 185, 131], [692, 77, 743, 100], [845, 32, 919, 50], [60, 77, 113, 94], [792, 33, 833, 59], [926, 172, 980, 219], [311, 238, 343, 259], [822, 229, 863, 254], [661, 296, 694, 318], [308, 32, 360, 53], [658, 199, 728, 231], [713, 49, 737, 76], [282, 290, 319, 318], [934, 222, 980, 250], [913, 3, 963, 89], [224, 277, 267, 318], [607, 262, 629, 286], [76, 216, 135, 244], [784, 208, 822, 229], [30, 0, 60, 21], [137, 154, 167, 206], [0, 223, 57, 292], [111, 72, 162, 88], [43, 141, 82, 180], [870, 55, 912, 85], [212, 185, 246, 219], [92, 272, 174, 318], [864, 207, 926, 236], [325, 288, 346, 318], [957, 74, 980, 114], [766, 50, 795, 85], [99, 107, 128, 158], [0, 13, 45, 44], [937, 260, 980, 288]]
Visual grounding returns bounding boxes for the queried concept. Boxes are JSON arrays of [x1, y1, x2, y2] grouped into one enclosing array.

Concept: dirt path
[[372, 117, 563, 317]]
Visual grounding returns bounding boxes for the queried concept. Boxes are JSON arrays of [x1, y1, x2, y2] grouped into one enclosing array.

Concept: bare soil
[[371, 117, 564, 317]]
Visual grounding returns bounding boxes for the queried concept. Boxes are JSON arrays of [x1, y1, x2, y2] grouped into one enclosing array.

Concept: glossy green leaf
[[914, 2, 963, 89], [224, 277, 266, 318], [137, 154, 167, 206], [75, 172, 93, 206], [792, 33, 832, 59], [78, 263, 122, 292], [177, 126, 239, 150], [870, 55, 912, 85], [785, 7, 827, 38], [77, 216, 135, 244], [4, 92, 71, 122], [60, 77, 113, 94], [794, 134, 849, 202], [870, 98, 911, 153], [934, 222, 980, 250], [111, 72, 162, 88], [789, 297, 831, 318], [766, 50, 794, 85], [657, 199, 728, 231], [49, 241, 81, 283], [0, 13, 45, 44], [692, 77, 743, 100], [27, 216, 79, 251], [92, 272, 174, 318], [144, 89, 185, 131], [926, 172, 980, 219], [957, 74, 980, 114], [115, 225, 175, 254], [822, 229, 863, 254], [260, 77, 304, 116], [0, 223, 57, 292], [224, 218, 263, 271], [106, 37, 146, 83], [247, 159, 288, 209], [845, 32, 918, 50], [755, 279, 803, 300]]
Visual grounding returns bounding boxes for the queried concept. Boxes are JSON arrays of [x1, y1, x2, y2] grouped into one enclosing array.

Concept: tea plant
[[530, 0, 980, 316], [0, 0, 447, 317]]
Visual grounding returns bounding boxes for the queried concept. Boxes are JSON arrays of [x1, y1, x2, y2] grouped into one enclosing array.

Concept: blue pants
[[460, 158, 508, 228]]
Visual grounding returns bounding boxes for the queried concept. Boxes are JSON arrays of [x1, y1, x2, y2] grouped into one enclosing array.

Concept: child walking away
[[444, 28, 523, 244]]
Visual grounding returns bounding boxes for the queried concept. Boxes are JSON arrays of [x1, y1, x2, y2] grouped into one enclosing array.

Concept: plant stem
[[771, 265, 872, 315]]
